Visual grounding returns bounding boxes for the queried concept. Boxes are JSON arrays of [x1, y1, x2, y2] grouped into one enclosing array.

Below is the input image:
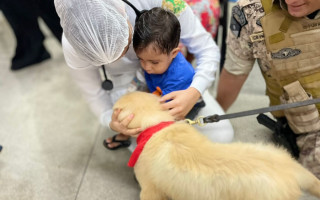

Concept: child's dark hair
[[133, 7, 181, 55]]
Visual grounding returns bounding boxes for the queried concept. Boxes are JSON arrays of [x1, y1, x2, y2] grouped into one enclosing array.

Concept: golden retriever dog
[[113, 91, 320, 200]]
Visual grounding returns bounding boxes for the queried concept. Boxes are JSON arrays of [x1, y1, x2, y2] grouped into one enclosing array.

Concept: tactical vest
[[259, 0, 320, 118]]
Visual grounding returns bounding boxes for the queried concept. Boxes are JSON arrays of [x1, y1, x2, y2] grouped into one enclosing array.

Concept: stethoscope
[[101, 0, 146, 91]]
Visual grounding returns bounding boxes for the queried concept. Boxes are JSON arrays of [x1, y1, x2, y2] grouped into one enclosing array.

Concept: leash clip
[[185, 116, 206, 126]]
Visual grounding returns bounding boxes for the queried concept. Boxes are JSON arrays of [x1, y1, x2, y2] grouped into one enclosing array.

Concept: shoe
[[11, 46, 51, 71], [103, 134, 131, 150], [0, 145, 2, 152]]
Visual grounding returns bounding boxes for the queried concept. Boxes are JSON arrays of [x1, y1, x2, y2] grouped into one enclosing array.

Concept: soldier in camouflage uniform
[[216, 0, 320, 178]]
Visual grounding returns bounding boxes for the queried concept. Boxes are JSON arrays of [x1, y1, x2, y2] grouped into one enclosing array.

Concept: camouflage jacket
[[224, 0, 320, 75]]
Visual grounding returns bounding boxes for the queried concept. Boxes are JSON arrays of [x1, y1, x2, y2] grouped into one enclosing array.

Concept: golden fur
[[113, 91, 320, 200]]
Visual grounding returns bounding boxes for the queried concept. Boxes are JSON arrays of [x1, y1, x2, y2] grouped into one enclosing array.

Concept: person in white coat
[[55, 0, 234, 150]]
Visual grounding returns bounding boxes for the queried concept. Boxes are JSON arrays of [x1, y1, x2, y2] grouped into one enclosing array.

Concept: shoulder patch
[[162, 0, 187, 17], [232, 5, 247, 26], [230, 5, 248, 37], [230, 16, 242, 37]]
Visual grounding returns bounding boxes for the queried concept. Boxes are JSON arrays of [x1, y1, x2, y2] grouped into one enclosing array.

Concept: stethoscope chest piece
[[101, 65, 113, 91], [102, 79, 113, 90]]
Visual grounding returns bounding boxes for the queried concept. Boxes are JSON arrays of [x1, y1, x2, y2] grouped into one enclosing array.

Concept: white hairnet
[[55, 0, 129, 66]]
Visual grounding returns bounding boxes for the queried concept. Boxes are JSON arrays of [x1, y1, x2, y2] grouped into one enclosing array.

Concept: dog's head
[[113, 92, 174, 130]]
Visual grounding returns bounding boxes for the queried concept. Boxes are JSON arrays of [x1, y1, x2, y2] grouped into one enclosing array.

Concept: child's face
[[136, 44, 179, 74]]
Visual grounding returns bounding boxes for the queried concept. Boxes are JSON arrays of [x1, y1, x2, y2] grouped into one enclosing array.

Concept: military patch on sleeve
[[230, 5, 248, 37], [230, 16, 242, 37], [162, 0, 187, 17], [249, 32, 265, 42]]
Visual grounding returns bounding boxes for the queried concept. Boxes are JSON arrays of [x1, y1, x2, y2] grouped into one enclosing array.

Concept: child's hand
[[160, 87, 200, 120], [109, 109, 141, 137]]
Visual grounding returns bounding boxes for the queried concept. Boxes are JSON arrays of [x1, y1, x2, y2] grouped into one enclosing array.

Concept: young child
[[133, 7, 205, 120]]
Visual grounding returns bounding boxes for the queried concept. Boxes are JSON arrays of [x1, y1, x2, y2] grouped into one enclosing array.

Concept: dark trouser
[[0, 0, 62, 69]]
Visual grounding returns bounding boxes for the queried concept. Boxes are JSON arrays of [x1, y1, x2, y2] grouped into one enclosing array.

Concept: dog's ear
[[113, 92, 173, 129]]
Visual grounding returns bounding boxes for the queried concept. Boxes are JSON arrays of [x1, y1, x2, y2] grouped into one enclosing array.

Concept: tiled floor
[[0, 12, 317, 200]]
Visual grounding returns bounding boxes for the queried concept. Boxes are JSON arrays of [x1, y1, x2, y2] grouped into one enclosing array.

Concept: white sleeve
[[178, 6, 220, 95], [62, 34, 113, 127]]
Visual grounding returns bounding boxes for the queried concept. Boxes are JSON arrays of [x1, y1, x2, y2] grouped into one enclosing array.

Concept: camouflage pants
[[296, 131, 320, 179]]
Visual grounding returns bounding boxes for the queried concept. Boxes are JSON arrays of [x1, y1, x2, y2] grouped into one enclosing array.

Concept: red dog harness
[[128, 121, 174, 167]]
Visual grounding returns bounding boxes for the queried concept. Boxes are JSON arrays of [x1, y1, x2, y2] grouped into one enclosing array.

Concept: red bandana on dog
[[128, 121, 174, 167]]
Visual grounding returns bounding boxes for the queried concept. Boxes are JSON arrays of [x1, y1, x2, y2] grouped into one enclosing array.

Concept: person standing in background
[[0, 0, 62, 70]]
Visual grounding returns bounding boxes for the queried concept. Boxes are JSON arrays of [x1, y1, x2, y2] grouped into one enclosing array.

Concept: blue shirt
[[145, 52, 195, 96]]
